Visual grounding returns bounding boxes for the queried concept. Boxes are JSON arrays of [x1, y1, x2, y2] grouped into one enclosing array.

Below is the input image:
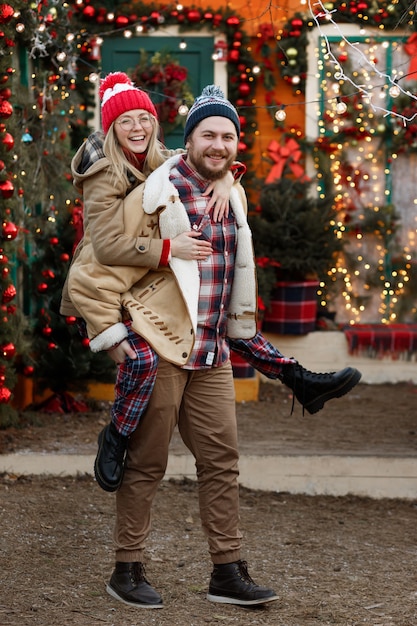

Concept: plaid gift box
[[263, 281, 319, 335]]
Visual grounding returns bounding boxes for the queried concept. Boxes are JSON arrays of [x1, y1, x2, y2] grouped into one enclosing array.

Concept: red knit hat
[[99, 72, 158, 133]]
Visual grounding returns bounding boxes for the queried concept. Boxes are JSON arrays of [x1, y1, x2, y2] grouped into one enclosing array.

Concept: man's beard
[[188, 150, 236, 181]]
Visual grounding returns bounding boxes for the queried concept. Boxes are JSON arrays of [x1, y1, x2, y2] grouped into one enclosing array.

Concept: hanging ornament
[[48, 342, 58, 350], [226, 16, 240, 27], [49, 237, 59, 245], [23, 365, 34, 377], [60, 252, 70, 262], [1, 132, 13, 150], [81, 337, 90, 348], [2, 221, 18, 240], [65, 316, 77, 325], [37, 282, 48, 293], [42, 326, 52, 337], [0, 179, 13, 198], [0, 87, 11, 99], [1, 342, 16, 359], [187, 9, 201, 22], [22, 131, 33, 144], [0, 4, 14, 24], [0, 386, 11, 403], [0, 99, 12, 118], [2, 284, 16, 303]]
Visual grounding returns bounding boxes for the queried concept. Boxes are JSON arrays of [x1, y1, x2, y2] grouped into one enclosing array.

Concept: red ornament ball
[[2, 132, 13, 150], [0, 179, 13, 198], [60, 252, 70, 262], [23, 365, 34, 377], [42, 326, 53, 337], [65, 316, 77, 325], [1, 341, 15, 359], [37, 282, 48, 293], [49, 237, 59, 246], [2, 221, 18, 240], [81, 337, 90, 348]]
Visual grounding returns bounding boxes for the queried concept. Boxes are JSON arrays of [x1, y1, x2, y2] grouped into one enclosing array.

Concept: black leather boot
[[207, 560, 279, 605], [280, 362, 362, 414], [106, 562, 163, 608], [94, 422, 129, 492]]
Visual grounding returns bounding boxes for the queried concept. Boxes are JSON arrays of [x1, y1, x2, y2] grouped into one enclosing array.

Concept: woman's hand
[[203, 171, 234, 222], [107, 339, 137, 364], [171, 231, 212, 261]]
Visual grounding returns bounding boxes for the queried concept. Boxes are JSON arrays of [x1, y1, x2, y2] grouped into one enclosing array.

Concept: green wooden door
[[101, 36, 214, 149]]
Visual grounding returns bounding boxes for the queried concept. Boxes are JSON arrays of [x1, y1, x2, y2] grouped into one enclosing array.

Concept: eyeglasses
[[116, 115, 153, 131]]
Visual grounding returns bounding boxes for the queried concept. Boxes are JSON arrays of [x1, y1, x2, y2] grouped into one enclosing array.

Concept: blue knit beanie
[[184, 85, 240, 143]]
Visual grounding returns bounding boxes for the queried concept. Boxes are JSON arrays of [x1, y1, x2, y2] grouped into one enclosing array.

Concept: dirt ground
[[1, 381, 417, 625]]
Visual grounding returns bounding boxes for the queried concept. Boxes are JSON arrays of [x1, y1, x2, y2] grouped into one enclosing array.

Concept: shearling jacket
[[67, 154, 258, 365]]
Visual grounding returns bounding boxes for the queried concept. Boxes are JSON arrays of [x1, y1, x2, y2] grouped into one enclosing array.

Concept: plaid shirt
[[170, 155, 237, 369]]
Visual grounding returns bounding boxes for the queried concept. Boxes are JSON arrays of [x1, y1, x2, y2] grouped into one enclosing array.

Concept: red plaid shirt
[[170, 155, 237, 369]]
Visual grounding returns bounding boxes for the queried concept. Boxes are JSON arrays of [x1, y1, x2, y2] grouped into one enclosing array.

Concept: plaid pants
[[111, 323, 159, 436]]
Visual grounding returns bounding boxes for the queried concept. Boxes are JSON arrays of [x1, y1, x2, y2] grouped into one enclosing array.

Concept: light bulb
[[275, 108, 286, 122]]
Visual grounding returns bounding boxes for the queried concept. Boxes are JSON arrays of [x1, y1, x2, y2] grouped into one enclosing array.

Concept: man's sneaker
[[106, 562, 163, 608], [94, 422, 129, 492], [280, 363, 362, 414], [207, 560, 279, 606]]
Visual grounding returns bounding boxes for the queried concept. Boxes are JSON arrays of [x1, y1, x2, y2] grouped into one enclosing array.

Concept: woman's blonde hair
[[103, 115, 167, 188]]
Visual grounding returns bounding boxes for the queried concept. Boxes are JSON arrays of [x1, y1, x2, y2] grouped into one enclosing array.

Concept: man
[[101, 86, 361, 609]]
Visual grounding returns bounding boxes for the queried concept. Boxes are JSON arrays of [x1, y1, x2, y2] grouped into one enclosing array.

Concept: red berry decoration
[[0, 98, 12, 118], [2, 283, 16, 303], [37, 282, 48, 293], [0, 4, 14, 24], [0, 386, 11, 403]]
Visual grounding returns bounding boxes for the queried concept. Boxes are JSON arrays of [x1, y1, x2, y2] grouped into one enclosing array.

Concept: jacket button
[[138, 245, 146, 251], [182, 352, 188, 358]]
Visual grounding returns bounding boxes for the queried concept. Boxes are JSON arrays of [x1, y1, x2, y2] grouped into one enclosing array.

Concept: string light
[[178, 101, 189, 116], [274, 106, 287, 122]]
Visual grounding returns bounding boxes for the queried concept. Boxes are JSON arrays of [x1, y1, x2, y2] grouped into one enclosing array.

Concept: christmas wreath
[[129, 50, 194, 136]]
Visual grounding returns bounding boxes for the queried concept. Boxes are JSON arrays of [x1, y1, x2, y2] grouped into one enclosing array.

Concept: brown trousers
[[114, 358, 243, 565]]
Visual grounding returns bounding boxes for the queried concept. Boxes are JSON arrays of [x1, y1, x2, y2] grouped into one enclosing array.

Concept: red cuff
[[160, 239, 171, 266], [230, 162, 247, 180]]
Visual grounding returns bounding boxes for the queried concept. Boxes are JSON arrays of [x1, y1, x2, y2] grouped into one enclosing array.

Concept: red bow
[[265, 138, 307, 183], [404, 33, 417, 81]]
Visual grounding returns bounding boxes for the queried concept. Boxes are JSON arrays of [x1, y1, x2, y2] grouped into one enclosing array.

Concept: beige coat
[[66, 155, 258, 365]]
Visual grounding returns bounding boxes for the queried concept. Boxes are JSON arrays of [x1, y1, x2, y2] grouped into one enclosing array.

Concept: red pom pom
[[99, 72, 133, 101]]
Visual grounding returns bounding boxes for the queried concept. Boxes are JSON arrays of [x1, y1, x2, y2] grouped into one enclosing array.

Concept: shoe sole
[[305, 368, 362, 415], [207, 592, 279, 605], [94, 429, 123, 493], [106, 584, 163, 609]]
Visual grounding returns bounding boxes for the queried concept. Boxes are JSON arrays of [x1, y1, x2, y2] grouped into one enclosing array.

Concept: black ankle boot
[[106, 562, 163, 608], [280, 362, 362, 414], [207, 560, 279, 605], [94, 422, 129, 492]]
